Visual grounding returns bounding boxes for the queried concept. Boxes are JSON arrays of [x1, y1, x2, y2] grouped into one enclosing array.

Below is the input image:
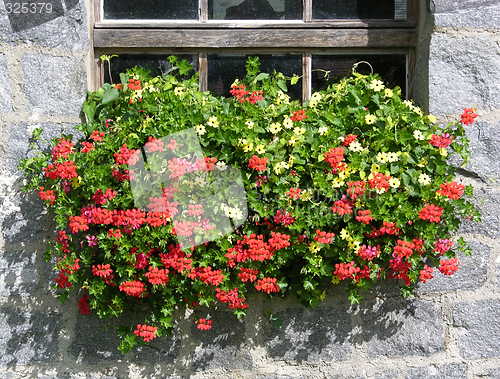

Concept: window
[[91, 0, 419, 100]]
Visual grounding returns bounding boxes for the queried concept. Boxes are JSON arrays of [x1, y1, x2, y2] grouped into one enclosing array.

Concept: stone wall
[[0, 0, 499, 378]]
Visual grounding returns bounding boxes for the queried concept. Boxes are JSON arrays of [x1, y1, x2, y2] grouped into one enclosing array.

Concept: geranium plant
[[20, 56, 480, 353]]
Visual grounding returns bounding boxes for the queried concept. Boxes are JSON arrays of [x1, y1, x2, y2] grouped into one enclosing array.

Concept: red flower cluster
[[268, 232, 291, 252], [393, 239, 415, 259], [160, 244, 193, 274], [196, 318, 213, 330], [461, 107, 477, 125], [226, 234, 279, 267], [145, 266, 169, 285], [55, 272, 71, 288], [203, 156, 218, 171], [314, 230, 335, 244], [81, 141, 94, 153], [127, 79, 142, 91], [419, 204, 444, 223], [434, 238, 453, 255], [190, 266, 225, 286], [166, 139, 179, 151], [69, 215, 89, 233], [108, 229, 123, 238], [248, 155, 268, 172], [357, 244, 380, 261], [331, 196, 353, 216], [429, 133, 453, 148], [334, 262, 360, 281], [347, 181, 366, 200], [286, 187, 301, 200], [229, 84, 263, 104], [238, 267, 258, 283], [38, 186, 56, 205], [437, 181, 465, 200], [187, 204, 204, 216], [78, 294, 90, 315], [356, 210, 374, 225], [388, 256, 412, 285], [419, 265, 434, 283], [43, 160, 78, 180], [324, 147, 346, 172], [216, 287, 248, 309], [92, 188, 117, 205], [255, 277, 280, 294], [342, 134, 357, 147], [145, 136, 165, 153], [368, 173, 391, 193], [119, 280, 145, 297], [52, 138, 74, 161], [290, 109, 306, 122], [438, 258, 459, 276], [92, 264, 113, 278], [114, 144, 140, 166], [89, 130, 105, 142], [274, 209, 295, 226], [134, 324, 157, 342]]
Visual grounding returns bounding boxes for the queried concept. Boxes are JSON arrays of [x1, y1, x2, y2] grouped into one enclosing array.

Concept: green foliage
[[19, 57, 481, 353]]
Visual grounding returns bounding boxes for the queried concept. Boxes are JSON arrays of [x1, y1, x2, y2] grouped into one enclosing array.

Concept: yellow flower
[[255, 144, 266, 154], [332, 177, 345, 188], [283, 117, 293, 129], [245, 120, 254, 129], [300, 190, 312, 201], [320, 290, 326, 301], [309, 241, 322, 253], [348, 240, 361, 252], [339, 228, 350, 240], [365, 114, 376, 125], [174, 86, 183, 96], [370, 79, 384, 92], [294, 127, 306, 136], [231, 79, 239, 88], [207, 115, 219, 128], [331, 275, 340, 284], [428, 114, 437, 123], [403, 100, 414, 109], [243, 142, 253, 152], [418, 173, 431, 185], [439, 148, 448, 157], [371, 164, 380, 173], [413, 130, 424, 140], [71, 176, 82, 188], [389, 177, 401, 188], [384, 88, 393, 98], [195, 124, 206, 135], [308, 92, 322, 108], [269, 122, 282, 134], [288, 135, 299, 146], [413, 106, 423, 116], [417, 158, 428, 167]]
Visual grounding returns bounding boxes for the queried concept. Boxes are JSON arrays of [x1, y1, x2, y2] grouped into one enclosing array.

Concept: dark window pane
[[103, 0, 198, 20], [104, 54, 198, 84], [312, 0, 406, 19], [312, 55, 407, 95], [208, 54, 302, 100], [209, 0, 302, 20]]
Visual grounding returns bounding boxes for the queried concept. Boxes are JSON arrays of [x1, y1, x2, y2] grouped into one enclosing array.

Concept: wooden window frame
[[90, 0, 419, 100]]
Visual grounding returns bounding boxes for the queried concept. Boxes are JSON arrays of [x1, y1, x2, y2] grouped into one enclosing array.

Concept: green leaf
[[255, 73, 270, 82], [102, 88, 120, 104], [309, 297, 319, 309], [269, 313, 282, 329], [277, 80, 287, 92], [177, 60, 193, 76], [291, 75, 299, 85], [82, 101, 96, 121]]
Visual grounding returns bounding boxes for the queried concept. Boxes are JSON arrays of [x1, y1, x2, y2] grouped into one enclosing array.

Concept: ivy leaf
[[269, 313, 282, 329], [277, 80, 287, 92], [102, 88, 120, 104], [82, 101, 96, 121], [255, 73, 270, 82], [177, 60, 193, 76], [290, 74, 299, 85]]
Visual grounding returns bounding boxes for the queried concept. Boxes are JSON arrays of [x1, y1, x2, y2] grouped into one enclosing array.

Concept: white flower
[[195, 124, 206, 135], [413, 130, 424, 140], [216, 161, 227, 171], [389, 177, 400, 188], [195, 176, 206, 187], [418, 173, 431, 186], [348, 141, 363, 152], [245, 120, 254, 129], [207, 115, 219, 127], [318, 126, 328, 135], [370, 79, 384, 92], [283, 117, 293, 129]]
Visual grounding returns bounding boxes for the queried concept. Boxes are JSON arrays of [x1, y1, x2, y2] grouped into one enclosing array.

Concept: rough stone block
[[1, 0, 88, 51], [68, 313, 124, 365], [433, 0, 500, 28], [22, 54, 86, 116], [405, 364, 468, 379], [474, 368, 500, 379], [429, 32, 500, 116], [360, 298, 444, 358], [0, 53, 12, 113], [375, 369, 400, 379], [133, 329, 180, 366], [0, 248, 38, 296], [0, 309, 61, 367], [453, 299, 500, 359], [191, 310, 252, 371], [456, 120, 500, 183], [458, 187, 500, 239], [415, 242, 490, 294], [264, 305, 352, 362]]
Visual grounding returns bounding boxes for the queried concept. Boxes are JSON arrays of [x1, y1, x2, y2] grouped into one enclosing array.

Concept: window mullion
[[303, 0, 312, 21], [200, 0, 208, 22], [199, 53, 208, 92], [302, 53, 311, 102]]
